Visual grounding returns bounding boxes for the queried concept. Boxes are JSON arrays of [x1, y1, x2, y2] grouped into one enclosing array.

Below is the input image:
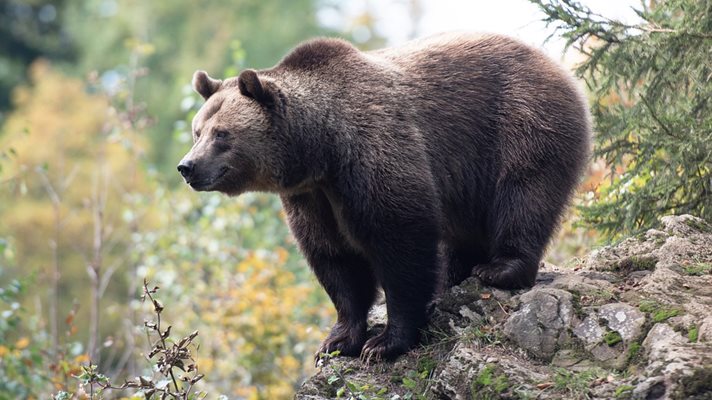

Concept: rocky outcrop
[[296, 215, 712, 400]]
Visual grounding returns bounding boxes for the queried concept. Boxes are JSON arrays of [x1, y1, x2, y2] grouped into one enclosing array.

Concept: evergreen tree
[[531, 0, 712, 237]]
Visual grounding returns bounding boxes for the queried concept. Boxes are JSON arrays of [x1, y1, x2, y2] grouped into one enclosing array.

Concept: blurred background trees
[[0, 0, 76, 116], [532, 0, 711, 237], [0, 0, 382, 397], [0, 0, 709, 398]]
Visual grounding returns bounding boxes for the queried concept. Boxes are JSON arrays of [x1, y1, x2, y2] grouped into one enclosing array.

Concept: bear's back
[[278, 37, 361, 72], [271, 33, 590, 209], [370, 33, 590, 226]]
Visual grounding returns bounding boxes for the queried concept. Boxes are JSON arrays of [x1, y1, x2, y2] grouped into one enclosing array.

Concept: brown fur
[[178, 33, 591, 360]]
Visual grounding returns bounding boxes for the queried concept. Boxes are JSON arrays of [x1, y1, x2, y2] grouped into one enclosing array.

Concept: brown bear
[[178, 32, 591, 361]]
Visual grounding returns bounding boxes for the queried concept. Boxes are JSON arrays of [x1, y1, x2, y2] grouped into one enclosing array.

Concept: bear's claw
[[314, 321, 366, 366], [359, 325, 414, 364]]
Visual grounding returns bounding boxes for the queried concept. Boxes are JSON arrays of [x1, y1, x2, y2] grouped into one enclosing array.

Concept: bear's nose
[[177, 159, 195, 179]]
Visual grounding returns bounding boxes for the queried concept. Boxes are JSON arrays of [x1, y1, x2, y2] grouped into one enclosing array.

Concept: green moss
[[683, 262, 712, 276], [627, 342, 642, 362], [688, 326, 699, 343], [638, 300, 658, 313], [604, 330, 623, 346], [638, 300, 682, 322], [652, 308, 680, 323]]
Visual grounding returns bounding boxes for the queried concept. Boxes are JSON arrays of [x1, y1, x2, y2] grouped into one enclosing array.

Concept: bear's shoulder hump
[[278, 38, 358, 71]]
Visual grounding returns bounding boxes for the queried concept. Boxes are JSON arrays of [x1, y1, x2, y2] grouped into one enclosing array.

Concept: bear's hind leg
[[441, 242, 489, 288], [473, 176, 566, 289], [473, 256, 539, 289]]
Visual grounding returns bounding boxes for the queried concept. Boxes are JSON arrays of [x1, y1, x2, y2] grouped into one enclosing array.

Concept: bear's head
[[178, 69, 288, 196]]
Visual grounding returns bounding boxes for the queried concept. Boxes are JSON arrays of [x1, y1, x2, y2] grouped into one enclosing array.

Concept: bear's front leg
[[359, 238, 440, 361], [348, 204, 441, 362], [309, 250, 377, 360], [281, 192, 378, 362]]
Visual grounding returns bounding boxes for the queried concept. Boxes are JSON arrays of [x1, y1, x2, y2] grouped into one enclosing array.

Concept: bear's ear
[[192, 70, 222, 100], [238, 69, 275, 106]]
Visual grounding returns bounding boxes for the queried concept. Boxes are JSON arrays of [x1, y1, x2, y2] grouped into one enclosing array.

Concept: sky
[[320, 0, 644, 60]]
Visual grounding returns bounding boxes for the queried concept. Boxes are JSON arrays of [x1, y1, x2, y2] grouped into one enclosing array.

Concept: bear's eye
[[215, 130, 228, 140]]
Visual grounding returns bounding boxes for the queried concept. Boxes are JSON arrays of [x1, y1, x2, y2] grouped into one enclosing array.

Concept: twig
[[142, 280, 181, 394]]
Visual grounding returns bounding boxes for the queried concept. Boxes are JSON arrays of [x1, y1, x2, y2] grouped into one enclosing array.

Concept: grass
[[683, 262, 712, 276], [552, 367, 606, 400], [463, 325, 502, 345], [471, 364, 509, 400], [320, 350, 439, 400], [321, 351, 390, 400]]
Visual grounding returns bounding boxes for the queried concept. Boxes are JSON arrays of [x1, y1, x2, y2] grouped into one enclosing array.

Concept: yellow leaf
[[74, 354, 90, 364], [15, 337, 30, 349], [276, 247, 289, 264]]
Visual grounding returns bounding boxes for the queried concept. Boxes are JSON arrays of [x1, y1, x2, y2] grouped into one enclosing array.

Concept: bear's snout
[[177, 159, 195, 181]]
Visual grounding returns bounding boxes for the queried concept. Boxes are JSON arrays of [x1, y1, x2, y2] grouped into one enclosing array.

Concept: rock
[[367, 302, 387, 327], [640, 321, 712, 398], [642, 323, 684, 359], [573, 315, 605, 345], [503, 288, 573, 361], [430, 343, 549, 400], [589, 343, 620, 363], [570, 303, 646, 369], [632, 376, 667, 400], [296, 215, 712, 400], [550, 349, 583, 367], [598, 303, 646, 341], [698, 316, 712, 342]]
